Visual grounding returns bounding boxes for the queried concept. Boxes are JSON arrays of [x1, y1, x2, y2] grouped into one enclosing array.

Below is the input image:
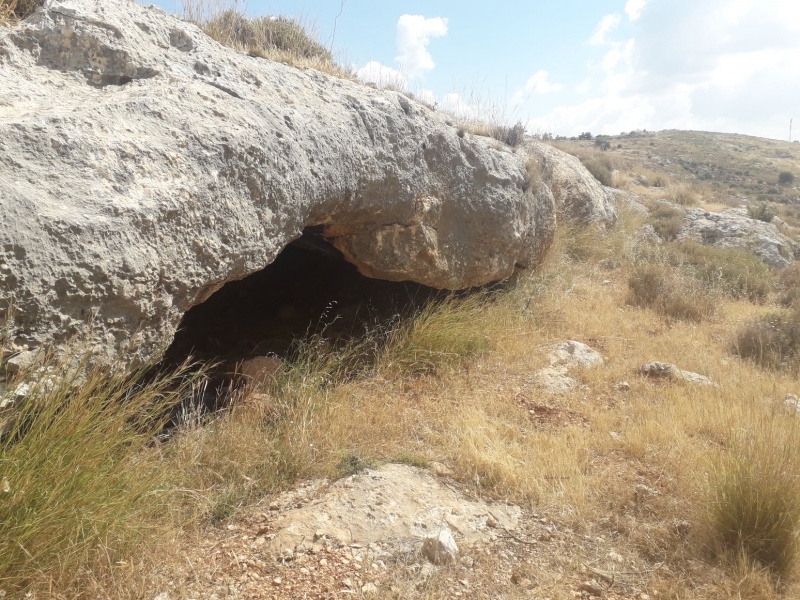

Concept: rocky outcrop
[[526, 141, 617, 227], [677, 207, 798, 267], [640, 361, 716, 386], [533, 340, 604, 393], [0, 0, 560, 365]]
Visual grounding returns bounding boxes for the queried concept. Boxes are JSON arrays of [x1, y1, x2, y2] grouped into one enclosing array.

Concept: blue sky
[[153, 0, 800, 141]]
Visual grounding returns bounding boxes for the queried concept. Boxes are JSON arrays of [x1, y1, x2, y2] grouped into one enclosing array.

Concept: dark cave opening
[[160, 229, 441, 380]]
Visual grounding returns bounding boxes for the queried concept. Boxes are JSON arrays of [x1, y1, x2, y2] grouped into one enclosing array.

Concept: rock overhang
[[0, 0, 563, 367]]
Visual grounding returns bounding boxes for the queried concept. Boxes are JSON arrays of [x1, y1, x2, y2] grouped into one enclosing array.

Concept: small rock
[[616, 380, 631, 391], [548, 340, 604, 369], [486, 517, 497, 528], [342, 578, 353, 588], [362, 582, 379, 596], [579, 580, 604, 595], [272, 577, 282, 585], [640, 361, 716, 386], [421, 528, 459, 565], [534, 366, 578, 393]]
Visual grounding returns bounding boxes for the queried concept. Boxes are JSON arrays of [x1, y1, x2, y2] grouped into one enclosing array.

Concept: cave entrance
[[160, 229, 440, 379]]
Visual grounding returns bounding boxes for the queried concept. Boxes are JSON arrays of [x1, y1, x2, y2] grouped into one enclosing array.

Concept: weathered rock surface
[[421, 528, 459, 565], [527, 141, 617, 226], [640, 361, 716, 386], [0, 0, 560, 366], [265, 463, 520, 555], [677, 207, 798, 267], [534, 340, 604, 393], [548, 340, 604, 369]]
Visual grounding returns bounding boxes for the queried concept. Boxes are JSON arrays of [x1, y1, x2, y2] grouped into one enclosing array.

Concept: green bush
[[778, 171, 795, 186], [378, 295, 491, 377], [778, 262, 800, 307]]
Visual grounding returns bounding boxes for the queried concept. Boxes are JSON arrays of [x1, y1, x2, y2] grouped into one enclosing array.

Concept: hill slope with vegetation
[[3, 2, 800, 599]]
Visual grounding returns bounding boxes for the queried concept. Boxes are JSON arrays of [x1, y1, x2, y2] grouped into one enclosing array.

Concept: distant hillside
[[567, 130, 800, 205]]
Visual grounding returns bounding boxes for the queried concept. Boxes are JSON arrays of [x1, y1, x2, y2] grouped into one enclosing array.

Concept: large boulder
[[0, 0, 557, 366], [526, 141, 617, 227], [677, 207, 798, 267]]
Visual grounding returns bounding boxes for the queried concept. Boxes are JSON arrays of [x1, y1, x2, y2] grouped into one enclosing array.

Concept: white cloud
[[528, 0, 800, 139], [395, 15, 448, 79], [356, 61, 408, 90], [511, 71, 563, 106], [624, 0, 647, 21], [439, 92, 477, 119], [589, 13, 621, 46]]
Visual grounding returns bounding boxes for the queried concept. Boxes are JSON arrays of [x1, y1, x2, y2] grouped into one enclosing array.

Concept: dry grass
[[4, 211, 800, 598], [179, 0, 352, 78], [0, 0, 41, 24], [708, 411, 800, 581], [0, 351, 203, 596]]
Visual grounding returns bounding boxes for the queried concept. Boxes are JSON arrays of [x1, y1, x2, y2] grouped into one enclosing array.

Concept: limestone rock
[[534, 341, 603, 393], [678, 207, 798, 267], [421, 528, 458, 565], [534, 366, 577, 393], [548, 340, 604, 369], [640, 361, 716, 386], [266, 463, 520, 554], [0, 0, 557, 366], [527, 141, 617, 226]]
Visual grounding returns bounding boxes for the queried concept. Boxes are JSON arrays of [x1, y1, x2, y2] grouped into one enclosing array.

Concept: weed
[[627, 262, 717, 322], [0, 354, 201, 595], [378, 295, 492, 377], [748, 202, 776, 223], [708, 415, 800, 579], [669, 242, 774, 303], [648, 204, 685, 241], [582, 158, 613, 187], [734, 307, 800, 370]]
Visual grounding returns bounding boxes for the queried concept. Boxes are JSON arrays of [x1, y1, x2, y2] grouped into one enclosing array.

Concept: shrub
[[778, 171, 795, 186], [648, 204, 685, 241], [627, 262, 717, 322], [491, 120, 527, 148], [709, 418, 800, 579], [734, 307, 800, 370], [670, 242, 774, 303], [204, 10, 333, 62], [582, 158, 613, 187], [748, 202, 775, 223], [778, 262, 800, 307], [0, 355, 201, 594]]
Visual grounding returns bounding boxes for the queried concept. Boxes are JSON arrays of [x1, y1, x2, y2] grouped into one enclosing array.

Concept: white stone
[[421, 528, 458, 565]]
